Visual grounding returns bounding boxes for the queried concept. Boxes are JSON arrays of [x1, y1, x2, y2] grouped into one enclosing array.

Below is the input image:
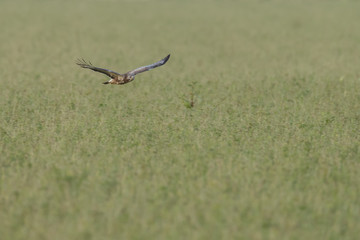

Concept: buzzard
[[76, 54, 170, 85]]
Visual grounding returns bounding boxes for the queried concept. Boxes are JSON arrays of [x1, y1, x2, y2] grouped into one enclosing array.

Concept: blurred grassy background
[[0, 0, 360, 239]]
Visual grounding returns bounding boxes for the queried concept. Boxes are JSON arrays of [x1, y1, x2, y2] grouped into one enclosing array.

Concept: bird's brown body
[[76, 54, 170, 85], [105, 74, 135, 85]]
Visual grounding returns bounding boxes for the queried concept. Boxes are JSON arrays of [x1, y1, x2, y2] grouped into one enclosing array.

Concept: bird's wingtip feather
[[163, 54, 170, 63], [76, 58, 93, 68]]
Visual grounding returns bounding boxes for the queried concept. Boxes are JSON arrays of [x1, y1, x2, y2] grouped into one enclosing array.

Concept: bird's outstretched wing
[[126, 54, 170, 77], [76, 59, 123, 79]]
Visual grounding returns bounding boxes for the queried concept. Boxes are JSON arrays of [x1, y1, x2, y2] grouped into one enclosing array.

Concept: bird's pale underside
[[76, 54, 170, 85]]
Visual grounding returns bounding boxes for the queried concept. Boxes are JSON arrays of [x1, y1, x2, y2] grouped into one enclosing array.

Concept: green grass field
[[1, 0, 360, 239]]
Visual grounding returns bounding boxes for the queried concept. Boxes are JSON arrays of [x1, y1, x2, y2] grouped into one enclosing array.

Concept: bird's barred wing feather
[[76, 59, 123, 79], [127, 54, 170, 76]]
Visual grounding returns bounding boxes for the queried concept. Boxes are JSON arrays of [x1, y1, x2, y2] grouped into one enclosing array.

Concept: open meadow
[[0, 0, 360, 239]]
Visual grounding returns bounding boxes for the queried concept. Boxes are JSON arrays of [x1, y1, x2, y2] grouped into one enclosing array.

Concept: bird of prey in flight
[[76, 54, 170, 85]]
